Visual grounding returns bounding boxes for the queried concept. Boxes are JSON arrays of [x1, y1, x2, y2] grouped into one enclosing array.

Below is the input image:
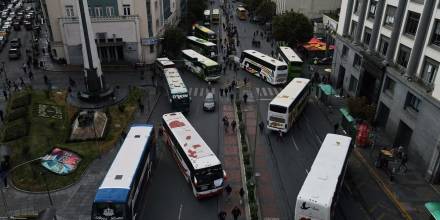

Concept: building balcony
[[59, 15, 139, 24]]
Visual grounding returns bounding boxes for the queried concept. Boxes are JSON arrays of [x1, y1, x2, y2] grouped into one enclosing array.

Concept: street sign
[[141, 38, 159, 45]]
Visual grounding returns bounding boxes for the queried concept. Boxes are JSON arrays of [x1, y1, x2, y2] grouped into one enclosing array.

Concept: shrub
[[242, 144, 248, 153], [244, 153, 250, 165], [10, 93, 31, 109], [2, 119, 29, 141], [6, 106, 28, 122]]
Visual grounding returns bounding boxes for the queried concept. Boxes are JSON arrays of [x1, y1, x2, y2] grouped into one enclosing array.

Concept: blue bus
[[91, 124, 156, 220]]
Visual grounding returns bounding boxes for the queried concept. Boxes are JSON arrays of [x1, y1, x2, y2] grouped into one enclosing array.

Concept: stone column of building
[[343, 0, 355, 36], [354, 0, 368, 44], [385, 0, 408, 63], [406, 0, 436, 77], [368, 0, 386, 52]]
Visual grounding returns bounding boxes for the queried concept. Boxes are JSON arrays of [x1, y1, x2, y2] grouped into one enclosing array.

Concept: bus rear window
[[277, 65, 287, 70], [195, 165, 223, 184], [270, 104, 287, 113], [92, 203, 125, 220]]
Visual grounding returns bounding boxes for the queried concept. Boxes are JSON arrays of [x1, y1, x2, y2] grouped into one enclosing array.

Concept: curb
[[353, 148, 413, 220], [232, 102, 252, 220]]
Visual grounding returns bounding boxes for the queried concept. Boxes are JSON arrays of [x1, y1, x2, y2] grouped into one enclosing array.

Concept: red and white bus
[[162, 112, 226, 199]]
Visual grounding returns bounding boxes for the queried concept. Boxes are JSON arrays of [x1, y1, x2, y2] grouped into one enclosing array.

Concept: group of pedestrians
[[218, 184, 245, 220], [223, 115, 237, 133]]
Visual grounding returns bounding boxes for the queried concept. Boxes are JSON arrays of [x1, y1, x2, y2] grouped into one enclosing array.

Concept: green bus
[[187, 36, 218, 60], [193, 24, 216, 43], [181, 49, 221, 82], [277, 46, 303, 81]]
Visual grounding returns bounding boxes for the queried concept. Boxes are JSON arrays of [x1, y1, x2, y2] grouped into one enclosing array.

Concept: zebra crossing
[[187, 87, 281, 98]]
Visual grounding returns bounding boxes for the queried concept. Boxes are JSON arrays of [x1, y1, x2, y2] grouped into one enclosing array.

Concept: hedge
[[2, 119, 29, 141], [6, 106, 28, 122], [10, 93, 31, 109]]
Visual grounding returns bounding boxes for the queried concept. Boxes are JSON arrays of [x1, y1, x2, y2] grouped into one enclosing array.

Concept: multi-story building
[[39, 0, 182, 65], [273, 0, 342, 19], [333, 0, 440, 182]]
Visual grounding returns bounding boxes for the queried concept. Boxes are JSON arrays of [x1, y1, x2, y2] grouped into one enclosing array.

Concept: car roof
[[9, 48, 17, 51], [205, 92, 214, 99]]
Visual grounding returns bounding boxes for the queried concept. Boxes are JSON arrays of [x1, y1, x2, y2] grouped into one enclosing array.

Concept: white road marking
[[189, 88, 193, 96], [200, 88, 205, 96], [258, 98, 272, 101], [274, 88, 280, 94], [255, 88, 260, 95], [305, 169, 309, 174], [291, 136, 299, 151], [261, 87, 268, 96], [194, 88, 198, 97], [178, 204, 183, 220], [267, 88, 274, 96]]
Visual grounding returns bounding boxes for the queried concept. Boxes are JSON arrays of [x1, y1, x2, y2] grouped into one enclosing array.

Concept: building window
[[353, 0, 359, 14], [397, 44, 411, 68], [156, 19, 159, 29], [368, 0, 377, 19], [349, 75, 358, 92], [123, 4, 131, 15], [341, 45, 349, 57], [353, 53, 362, 69], [404, 11, 420, 36], [351, 21, 358, 37], [405, 92, 421, 112], [421, 57, 438, 85], [363, 27, 372, 45], [430, 19, 440, 47], [88, 7, 93, 16], [378, 35, 390, 56], [106, 6, 114, 16], [383, 5, 396, 27], [149, 45, 155, 53], [94, 7, 103, 17], [65, 5, 74, 17], [383, 76, 395, 95], [155, 1, 158, 10]]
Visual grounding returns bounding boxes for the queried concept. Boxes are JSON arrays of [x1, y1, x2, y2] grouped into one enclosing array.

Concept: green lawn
[[4, 88, 142, 192]]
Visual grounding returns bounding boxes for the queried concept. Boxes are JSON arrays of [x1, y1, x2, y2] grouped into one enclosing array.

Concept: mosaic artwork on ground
[[41, 148, 81, 175], [37, 104, 63, 119]]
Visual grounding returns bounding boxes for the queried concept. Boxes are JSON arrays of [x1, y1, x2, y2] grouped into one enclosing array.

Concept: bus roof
[[162, 112, 221, 170], [297, 134, 352, 209], [156, 57, 176, 68], [426, 202, 440, 220], [270, 78, 310, 107], [194, 24, 215, 34], [278, 46, 303, 63], [243, 50, 287, 67], [182, 49, 218, 67], [212, 8, 220, 14], [187, 36, 216, 47], [164, 68, 188, 94], [98, 125, 154, 191], [204, 9, 210, 15]]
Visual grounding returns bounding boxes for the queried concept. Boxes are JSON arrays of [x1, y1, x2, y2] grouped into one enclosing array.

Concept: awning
[[425, 202, 440, 220], [339, 108, 354, 123]]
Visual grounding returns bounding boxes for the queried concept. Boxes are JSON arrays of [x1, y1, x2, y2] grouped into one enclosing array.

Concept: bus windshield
[[206, 65, 220, 75], [173, 93, 190, 104], [92, 203, 125, 220], [269, 104, 287, 113], [278, 65, 288, 70], [194, 165, 223, 185]]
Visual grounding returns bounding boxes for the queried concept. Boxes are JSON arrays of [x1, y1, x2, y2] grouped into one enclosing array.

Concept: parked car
[[12, 21, 20, 30], [8, 47, 20, 59], [203, 92, 216, 111], [10, 38, 20, 48], [0, 36, 6, 50], [24, 20, 31, 30]]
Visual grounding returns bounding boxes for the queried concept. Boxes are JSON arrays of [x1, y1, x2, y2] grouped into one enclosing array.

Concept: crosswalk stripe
[[200, 88, 206, 96], [255, 88, 260, 96], [267, 88, 274, 96], [274, 88, 280, 94], [261, 88, 268, 96], [211, 88, 215, 94], [189, 88, 193, 96], [194, 88, 198, 97]]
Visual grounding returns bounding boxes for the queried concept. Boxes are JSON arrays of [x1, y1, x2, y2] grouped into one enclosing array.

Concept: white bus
[[240, 50, 288, 85], [203, 9, 211, 26], [212, 9, 220, 24], [186, 36, 218, 60], [267, 78, 310, 132], [277, 46, 303, 80], [154, 57, 176, 75], [163, 68, 191, 113], [92, 124, 156, 220], [162, 112, 226, 199], [295, 134, 352, 220], [181, 49, 221, 82]]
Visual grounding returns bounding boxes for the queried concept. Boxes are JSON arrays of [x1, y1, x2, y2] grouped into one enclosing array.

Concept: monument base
[[78, 87, 115, 103]]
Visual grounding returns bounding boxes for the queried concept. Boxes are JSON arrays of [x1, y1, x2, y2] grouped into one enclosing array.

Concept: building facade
[[273, 0, 342, 19], [333, 0, 440, 182], [40, 0, 181, 65]]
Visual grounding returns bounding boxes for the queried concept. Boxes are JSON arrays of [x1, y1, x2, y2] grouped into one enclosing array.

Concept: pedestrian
[[0, 160, 9, 188], [139, 103, 144, 113], [2, 90, 7, 101], [43, 75, 48, 85], [225, 184, 232, 200], [231, 206, 241, 220], [224, 118, 230, 132], [218, 210, 227, 220], [231, 120, 237, 132], [208, 81, 212, 91], [277, 130, 283, 142], [22, 63, 27, 73], [271, 50, 274, 57], [0, 110, 3, 122], [239, 187, 245, 205], [230, 93, 234, 103], [225, 87, 229, 96], [20, 77, 24, 85], [243, 93, 248, 104], [334, 123, 339, 133], [244, 77, 248, 86], [259, 121, 264, 131], [398, 153, 408, 173], [28, 70, 33, 80], [13, 82, 18, 91], [220, 88, 224, 96]]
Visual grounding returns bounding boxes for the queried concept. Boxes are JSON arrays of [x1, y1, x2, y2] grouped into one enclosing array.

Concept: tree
[[255, 0, 276, 22], [162, 27, 186, 58], [347, 96, 377, 123], [243, 0, 262, 13], [187, 0, 207, 25], [272, 12, 313, 48]]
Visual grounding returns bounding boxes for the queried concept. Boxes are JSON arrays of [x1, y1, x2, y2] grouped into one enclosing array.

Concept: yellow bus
[[236, 7, 247, 20]]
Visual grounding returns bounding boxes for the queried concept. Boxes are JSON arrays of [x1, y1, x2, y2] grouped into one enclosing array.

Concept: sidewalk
[[0, 86, 160, 219], [314, 91, 440, 220]]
